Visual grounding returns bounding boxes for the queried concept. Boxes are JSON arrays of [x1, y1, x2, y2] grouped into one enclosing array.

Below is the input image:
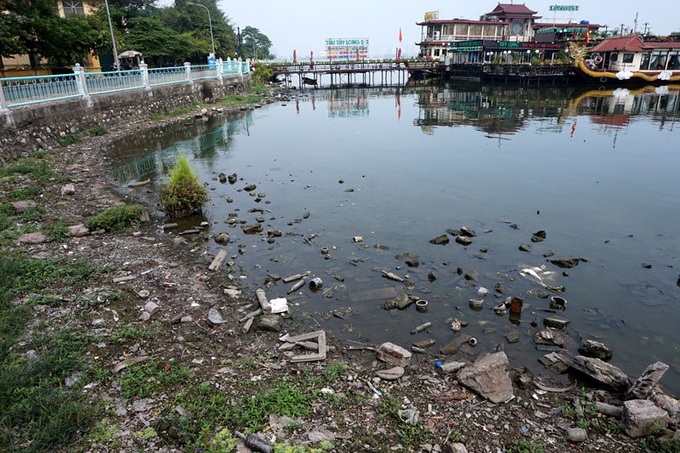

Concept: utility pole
[[633, 12, 638, 34]]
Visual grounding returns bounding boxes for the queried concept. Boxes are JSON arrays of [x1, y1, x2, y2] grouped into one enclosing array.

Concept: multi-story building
[[416, 4, 541, 60], [1, 1, 101, 76]]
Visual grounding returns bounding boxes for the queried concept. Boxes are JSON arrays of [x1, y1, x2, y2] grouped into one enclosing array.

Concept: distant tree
[[240, 26, 272, 60], [124, 16, 200, 65]]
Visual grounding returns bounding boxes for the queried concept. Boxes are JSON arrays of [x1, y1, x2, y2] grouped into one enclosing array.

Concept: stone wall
[[0, 75, 251, 162]]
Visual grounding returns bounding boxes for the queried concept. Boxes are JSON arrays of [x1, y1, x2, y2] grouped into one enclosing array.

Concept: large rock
[[623, 399, 669, 438], [652, 394, 680, 429], [578, 339, 613, 361], [570, 355, 629, 391], [627, 362, 669, 400], [17, 232, 50, 244], [457, 352, 513, 404], [377, 342, 411, 367]]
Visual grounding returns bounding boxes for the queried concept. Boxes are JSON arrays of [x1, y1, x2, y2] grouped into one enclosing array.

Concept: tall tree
[[240, 26, 272, 60]]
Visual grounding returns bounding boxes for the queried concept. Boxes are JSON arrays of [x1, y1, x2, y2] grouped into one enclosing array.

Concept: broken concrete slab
[[377, 342, 412, 367], [623, 399, 670, 438], [456, 352, 514, 404], [570, 355, 629, 391], [627, 361, 670, 400]]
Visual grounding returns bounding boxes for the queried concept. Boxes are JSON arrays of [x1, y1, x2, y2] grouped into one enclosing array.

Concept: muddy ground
[[2, 92, 673, 453]]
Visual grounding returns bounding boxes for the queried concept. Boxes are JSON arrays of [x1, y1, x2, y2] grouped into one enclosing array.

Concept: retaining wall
[[0, 75, 250, 162]]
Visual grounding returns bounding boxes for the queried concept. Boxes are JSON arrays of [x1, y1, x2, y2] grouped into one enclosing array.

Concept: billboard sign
[[549, 5, 579, 11], [424, 11, 439, 20], [325, 38, 369, 61]]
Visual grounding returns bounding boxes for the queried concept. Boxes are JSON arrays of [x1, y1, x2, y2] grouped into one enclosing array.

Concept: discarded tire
[[415, 299, 429, 313]]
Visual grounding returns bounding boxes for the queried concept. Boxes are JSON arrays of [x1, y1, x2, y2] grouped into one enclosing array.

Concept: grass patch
[[9, 185, 43, 201], [43, 219, 70, 242], [0, 159, 53, 184], [0, 329, 97, 452], [110, 323, 160, 343], [85, 204, 146, 233], [507, 437, 545, 453], [58, 133, 81, 147], [119, 358, 191, 399], [88, 125, 108, 136]]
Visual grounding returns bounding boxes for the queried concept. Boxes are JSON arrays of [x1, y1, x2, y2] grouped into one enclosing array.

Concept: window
[[622, 53, 634, 63], [610, 53, 618, 62], [62, 0, 84, 16]]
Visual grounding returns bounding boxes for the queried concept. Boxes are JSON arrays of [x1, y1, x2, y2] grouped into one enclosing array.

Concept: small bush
[[58, 133, 81, 147], [88, 125, 108, 136], [159, 154, 208, 219], [86, 204, 146, 233]]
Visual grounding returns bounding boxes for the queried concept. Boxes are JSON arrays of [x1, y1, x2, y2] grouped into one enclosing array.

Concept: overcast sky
[[157, 1, 677, 59]]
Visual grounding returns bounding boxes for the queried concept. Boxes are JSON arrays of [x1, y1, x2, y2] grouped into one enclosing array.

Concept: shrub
[[159, 154, 208, 219]]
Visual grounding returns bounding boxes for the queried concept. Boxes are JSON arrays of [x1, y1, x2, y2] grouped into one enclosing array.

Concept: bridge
[[269, 61, 442, 88]]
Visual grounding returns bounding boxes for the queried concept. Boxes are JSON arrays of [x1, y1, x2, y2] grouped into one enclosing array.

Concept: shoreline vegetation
[[1, 81, 679, 453]]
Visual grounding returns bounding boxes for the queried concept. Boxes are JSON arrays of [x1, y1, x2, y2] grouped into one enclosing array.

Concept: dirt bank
[[1, 90, 675, 453]]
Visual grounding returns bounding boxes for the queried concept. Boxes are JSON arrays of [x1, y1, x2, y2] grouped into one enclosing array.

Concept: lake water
[[109, 83, 680, 395]]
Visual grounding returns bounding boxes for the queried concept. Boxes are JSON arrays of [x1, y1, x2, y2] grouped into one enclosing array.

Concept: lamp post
[[103, 0, 119, 72], [187, 2, 215, 57]]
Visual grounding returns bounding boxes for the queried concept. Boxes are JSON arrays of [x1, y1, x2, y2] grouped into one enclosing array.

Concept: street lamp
[[187, 2, 215, 57], [103, 0, 119, 71]]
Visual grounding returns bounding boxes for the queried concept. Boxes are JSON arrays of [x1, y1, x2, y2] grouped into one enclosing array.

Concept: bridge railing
[[1, 58, 250, 112]]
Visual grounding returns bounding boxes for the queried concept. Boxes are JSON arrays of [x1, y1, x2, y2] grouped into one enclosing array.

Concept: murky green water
[[109, 83, 680, 394]]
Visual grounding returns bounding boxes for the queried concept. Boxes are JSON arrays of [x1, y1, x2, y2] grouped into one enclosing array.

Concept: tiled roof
[[416, 19, 508, 26], [590, 36, 646, 52], [487, 3, 538, 16]]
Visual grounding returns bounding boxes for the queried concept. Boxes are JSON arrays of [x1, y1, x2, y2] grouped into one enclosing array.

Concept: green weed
[[43, 219, 70, 242], [159, 154, 208, 219], [58, 133, 81, 147], [324, 362, 347, 382], [88, 125, 108, 136], [119, 358, 191, 398], [507, 437, 545, 453], [85, 204, 146, 233], [9, 185, 43, 201]]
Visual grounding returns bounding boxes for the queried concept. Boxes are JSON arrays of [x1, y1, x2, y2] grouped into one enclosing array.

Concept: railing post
[[216, 58, 223, 81], [0, 80, 9, 114], [73, 63, 90, 99], [184, 62, 192, 84], [139, 61, 151, 90]]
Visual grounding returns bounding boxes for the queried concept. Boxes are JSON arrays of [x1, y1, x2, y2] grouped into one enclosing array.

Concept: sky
[[157, 0, 678, 60]]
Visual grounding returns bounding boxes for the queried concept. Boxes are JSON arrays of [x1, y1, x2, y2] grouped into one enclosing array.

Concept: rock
[[459, 226, 476, 237], [623, 399, 670, 438], [428, 270, 437, 282], [456, 352, 514, 404], [17, 232, 50, 244], [68, 224, 89, 237], [214, 232, 230, 244], [381, 293, 413, 310], [543, 316, 570, 330], [10, 200, 37, 213], [538, 352, 572, 373], [376, 366, 405, 380], [653, 394, 680, 429], [377, 342, 412, 367], [627, 362, 670, 400], [531, 230, 547, 243], [641, 262, 652, 269], [469, 298, 484, 310], [506, 331, 520, 344], [566, 427, 588, 442], [257, 314, 282, 332], [395, 253, 419, 267], [570, 355, 629, 391], [534, 328, 565, 347], [549, 257, 585, 269], [227, 173, 238, 184], [139, 312, 151, 321], [218, 172, 227, 183], [60, 183, 76, 196], [443, 442, 468, 453], [429, 234, 449, 245], [519, 243, 532, 252], [441, 334, 472, 355], [578, 340, 613, 361], [463, 270, 478, 281], [397, 408, 419, 426], [455, 236, 472, 246], [438, 361, 467, 374]]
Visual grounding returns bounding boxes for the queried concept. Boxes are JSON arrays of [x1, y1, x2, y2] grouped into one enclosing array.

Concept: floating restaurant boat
[[573, 36, 680, 85]]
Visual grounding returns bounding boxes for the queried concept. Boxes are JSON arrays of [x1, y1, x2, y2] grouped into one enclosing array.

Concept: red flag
[[293, 49, 297, 63], [397, 48, 402, 61], [585, 27, 590, 43], [399, 27, 403, 43]]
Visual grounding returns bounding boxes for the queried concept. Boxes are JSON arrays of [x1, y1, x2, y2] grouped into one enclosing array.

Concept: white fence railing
[[1, 58, 251, 113]]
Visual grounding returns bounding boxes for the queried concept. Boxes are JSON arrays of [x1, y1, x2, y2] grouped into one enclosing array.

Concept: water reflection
[[108, 84, 680, 395]]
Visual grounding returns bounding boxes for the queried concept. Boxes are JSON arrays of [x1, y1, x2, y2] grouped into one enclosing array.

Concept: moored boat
[[572, 36, 680, 85]]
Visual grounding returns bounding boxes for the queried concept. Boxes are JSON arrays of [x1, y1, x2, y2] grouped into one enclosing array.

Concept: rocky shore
[[2, 89, 679, 453]]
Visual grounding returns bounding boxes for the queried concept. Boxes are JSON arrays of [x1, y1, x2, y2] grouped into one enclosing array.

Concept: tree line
[[0, 0, 273, 70]]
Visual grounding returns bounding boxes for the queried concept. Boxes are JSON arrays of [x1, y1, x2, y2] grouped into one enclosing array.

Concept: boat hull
[[573, 60, 680, 86]]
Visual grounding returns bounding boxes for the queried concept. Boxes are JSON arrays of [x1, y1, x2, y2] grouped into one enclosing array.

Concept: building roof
[[534, 22, 603, 30], [590, 36, 646, 52], [486, 3, 538, 16], [416, 18, 508, 26]]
